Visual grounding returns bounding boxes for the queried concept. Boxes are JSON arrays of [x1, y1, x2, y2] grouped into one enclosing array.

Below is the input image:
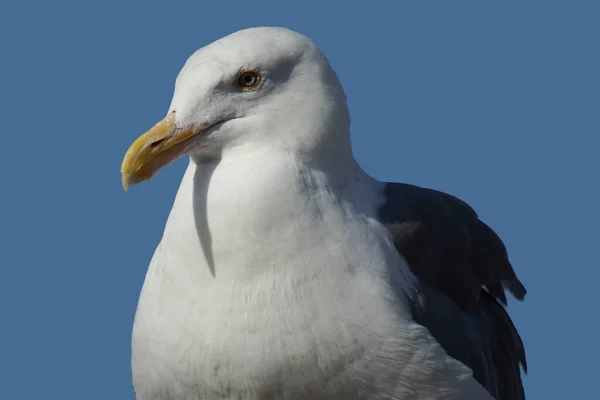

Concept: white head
[[121, 27, 351, 189]]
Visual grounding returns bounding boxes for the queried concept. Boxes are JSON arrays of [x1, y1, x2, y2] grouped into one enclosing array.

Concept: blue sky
[[1, 1, 598, 398]]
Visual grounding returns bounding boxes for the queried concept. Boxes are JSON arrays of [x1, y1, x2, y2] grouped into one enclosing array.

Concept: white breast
[[131, 150, 491, 400]]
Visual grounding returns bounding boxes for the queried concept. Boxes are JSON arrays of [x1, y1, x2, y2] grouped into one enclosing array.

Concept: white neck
[[148, 143, 417, 356], [161, 144, 379, 285]]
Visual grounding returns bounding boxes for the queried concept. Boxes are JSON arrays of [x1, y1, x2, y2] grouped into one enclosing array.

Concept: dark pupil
[[242, 73, 254, 86]]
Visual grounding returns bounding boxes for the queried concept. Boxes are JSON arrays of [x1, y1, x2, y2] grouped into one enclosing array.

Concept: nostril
[[150, 138, 167, 148]]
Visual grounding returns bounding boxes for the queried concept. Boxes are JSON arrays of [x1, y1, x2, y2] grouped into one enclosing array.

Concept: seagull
[[121, 27, 527, 400]]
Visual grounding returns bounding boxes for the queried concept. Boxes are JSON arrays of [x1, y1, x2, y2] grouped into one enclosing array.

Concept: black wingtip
[[522, 358, 528, 374], [507, 280, 527, 301], [486, 283, 508, 305]]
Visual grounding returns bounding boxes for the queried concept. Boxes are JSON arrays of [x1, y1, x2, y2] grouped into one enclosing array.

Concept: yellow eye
[[235, 70, 260, 89]]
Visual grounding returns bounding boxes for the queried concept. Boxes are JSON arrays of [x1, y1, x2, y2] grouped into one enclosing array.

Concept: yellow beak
[[121, 112, 211, 190]]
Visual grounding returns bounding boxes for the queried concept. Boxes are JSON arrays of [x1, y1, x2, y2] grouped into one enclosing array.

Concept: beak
[[121, 112, 217, 190]]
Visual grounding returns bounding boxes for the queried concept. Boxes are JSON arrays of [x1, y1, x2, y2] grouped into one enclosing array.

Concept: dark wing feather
[[379, 183, 527, 400]]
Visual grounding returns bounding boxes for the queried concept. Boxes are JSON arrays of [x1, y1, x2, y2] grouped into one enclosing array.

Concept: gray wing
[[379, 183, 527, 400]]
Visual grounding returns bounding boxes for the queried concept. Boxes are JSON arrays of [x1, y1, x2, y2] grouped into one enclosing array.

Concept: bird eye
[[235, 70, 260, 89]]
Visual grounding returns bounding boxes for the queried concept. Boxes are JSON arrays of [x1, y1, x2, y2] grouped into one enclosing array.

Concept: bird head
[[120, 27, 350, 190]]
